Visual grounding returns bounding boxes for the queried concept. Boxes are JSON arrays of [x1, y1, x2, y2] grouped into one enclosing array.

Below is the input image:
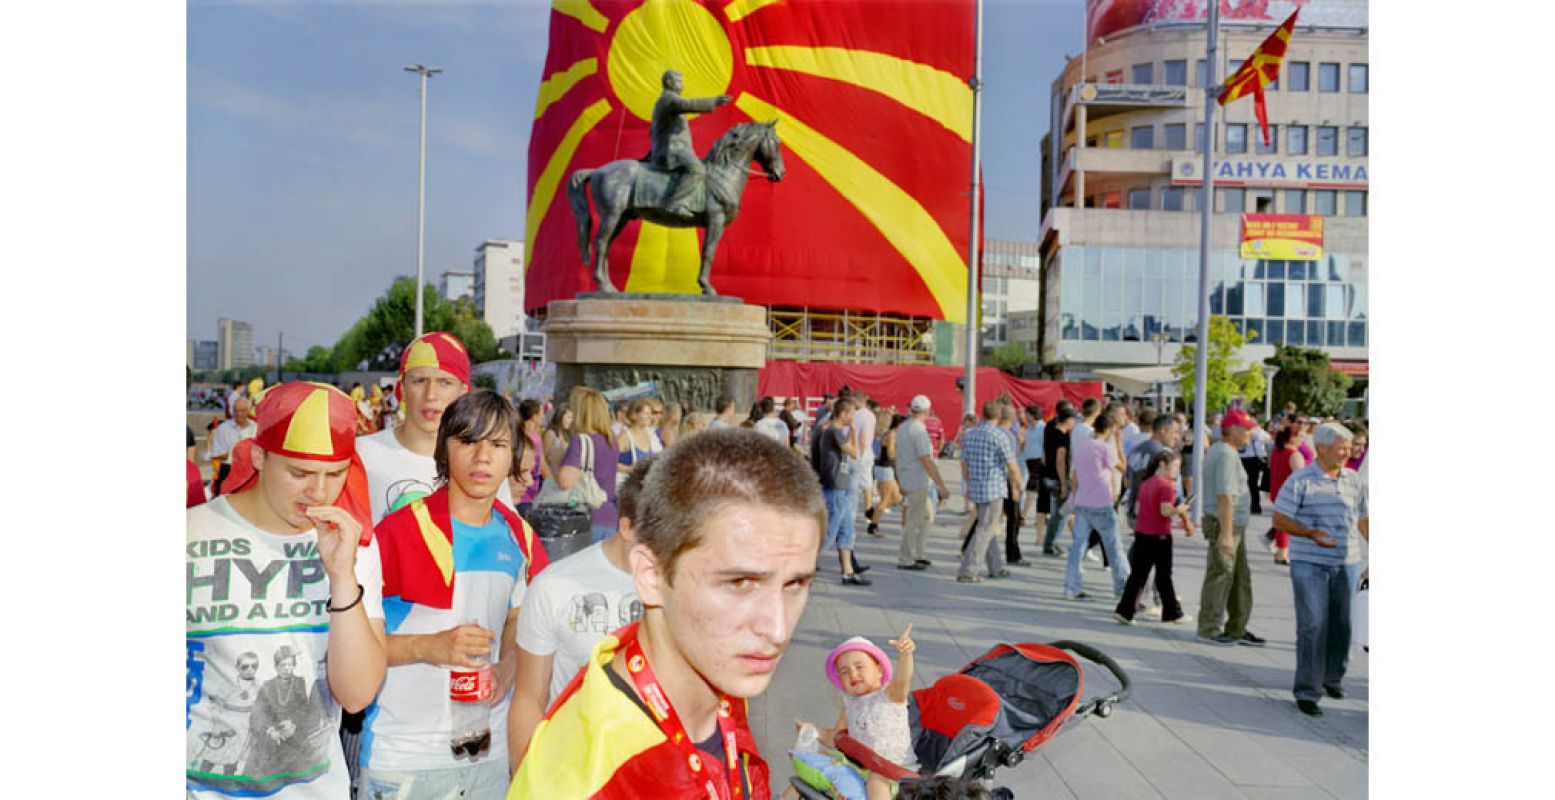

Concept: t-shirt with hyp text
[[514, 541, 642, 703], [187, 497, 385, 800]]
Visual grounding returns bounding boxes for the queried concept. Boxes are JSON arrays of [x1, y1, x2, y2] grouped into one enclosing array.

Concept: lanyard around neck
[[621, 635, 743, 800]]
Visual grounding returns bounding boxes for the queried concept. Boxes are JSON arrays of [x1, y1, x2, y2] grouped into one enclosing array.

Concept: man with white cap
[[894, 395, 949, 571]]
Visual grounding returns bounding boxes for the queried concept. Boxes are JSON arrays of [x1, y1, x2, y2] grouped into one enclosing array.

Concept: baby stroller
[[790, 640, 1130, 799]]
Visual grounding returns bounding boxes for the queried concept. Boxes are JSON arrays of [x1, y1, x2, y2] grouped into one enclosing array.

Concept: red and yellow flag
[[1217, 8, 1299, 148], [523, 0, 976, 323]]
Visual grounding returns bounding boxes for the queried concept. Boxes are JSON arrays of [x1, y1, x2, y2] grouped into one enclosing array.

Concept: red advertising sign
[[1240, 213, 1323, 261]]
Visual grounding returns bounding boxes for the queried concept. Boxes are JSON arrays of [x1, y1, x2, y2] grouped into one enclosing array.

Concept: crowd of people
[[186, 335, 1368, 799]]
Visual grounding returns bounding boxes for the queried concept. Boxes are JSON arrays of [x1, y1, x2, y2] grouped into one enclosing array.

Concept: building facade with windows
[[440, 270, 476, 304], [980, 239, 1041, 348], [1038, 2, 1368, 386], [216, 318, 254, 370], [474, 240, 526, 340]]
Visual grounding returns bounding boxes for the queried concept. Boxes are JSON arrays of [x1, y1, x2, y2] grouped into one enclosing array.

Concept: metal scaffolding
[[766, 307, 937, 365]]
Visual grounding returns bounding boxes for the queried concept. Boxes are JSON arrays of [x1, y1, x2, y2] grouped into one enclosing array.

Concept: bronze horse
[[566, 120, 784, 295]]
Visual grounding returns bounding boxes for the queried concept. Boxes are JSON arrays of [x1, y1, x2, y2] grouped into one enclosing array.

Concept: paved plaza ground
[[749, 458, 1368, 799]]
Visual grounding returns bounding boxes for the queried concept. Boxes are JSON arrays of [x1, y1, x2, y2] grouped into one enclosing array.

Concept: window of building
[[1349, 63, 1368, 93], [1163, 123, 1186, 150], [1103, 129, 1124, 149], [1161, 186, 1186, 211], [1131, 125, 1154, 149], [1195, 122, 1213, 151], [1102, 192, 1123, 209], [1348, 321, 1366, 347], [1318, 62, 1340, 92], [1105, 69, 1124, 84], [1316, 126, 1338, 156], [1307, 282, 1325, 318], [1132, 62, 1154, 84], [1254, 124, 1278, 154], [1225, 123, 1248, 154], [1265, 319, 1285, 345], [1344, 190, 1367, 217], [1347, 127, 1368, 157], [1287, 61, 1310, 91], [1219, 187, 1245, 214], [1288, 260, 1306, 281], [1195, 59, 1208, 87], [1327, 320, 1347, 346], [1245, 318, 1265, 342], [1283, 189, 1306, 213], [1228, 58, 1244, 78], [1288, 125, 1308, 155], [1314, 189, 1338, 216], [1128, 187, 1152, 209], [1250, 189, 1275, 213], [1266, 281, 1285, 316], [1165, 59, 1187, 86]]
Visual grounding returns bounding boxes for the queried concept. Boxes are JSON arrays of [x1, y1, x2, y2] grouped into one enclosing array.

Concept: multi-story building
[[1037, 1, 1368, 390], [474, 240, 526, 340], [980, 239, 1041, 348], [193, 340, 218, 371], [440, 270, 476, 304], [217, 318, 254, 370]]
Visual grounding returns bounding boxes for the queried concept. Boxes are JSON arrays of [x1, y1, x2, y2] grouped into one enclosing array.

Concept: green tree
[[330, 278, 502, 370], [984, 342, 1029, 376], [1263, 344, 1353, 418], [1173, 315, 1266, 414]]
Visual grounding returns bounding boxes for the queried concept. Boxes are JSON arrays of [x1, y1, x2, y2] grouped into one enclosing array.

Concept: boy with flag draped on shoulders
[[186, 382, 386, 799], [360, 390, 549, 797], [508, 428, 826, 799]]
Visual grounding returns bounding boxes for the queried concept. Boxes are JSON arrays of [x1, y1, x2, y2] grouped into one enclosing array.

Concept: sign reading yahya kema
[[1172, 156, 1368, 188], [1240, 213, 1324, 261], [524, 0, 975, 323]]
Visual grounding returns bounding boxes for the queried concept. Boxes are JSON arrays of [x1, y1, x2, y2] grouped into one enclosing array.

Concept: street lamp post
[[1262, 363, 1281, 422], [1151, 332, 1167, 411], [405, 63, 442, 338]]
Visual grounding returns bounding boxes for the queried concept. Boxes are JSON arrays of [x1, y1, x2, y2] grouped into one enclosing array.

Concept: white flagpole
[[962, 0, 984, 419], [1190, 2, 1219, 525]]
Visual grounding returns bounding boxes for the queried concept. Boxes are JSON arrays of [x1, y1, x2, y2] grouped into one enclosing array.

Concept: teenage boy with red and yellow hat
[[186, 382, 386, 799], [357, 331, 514, 524]]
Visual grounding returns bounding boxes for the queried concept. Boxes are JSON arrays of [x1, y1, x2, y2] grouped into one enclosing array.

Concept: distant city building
[[474, 240, 526, 339], [217, 318, 254, 370], [255, 345, 288, 371], [440, 270, 476, 304], [193, 340, 218, 371], [1037, 1, 1368, 389], [981, 239, 1041, 348]]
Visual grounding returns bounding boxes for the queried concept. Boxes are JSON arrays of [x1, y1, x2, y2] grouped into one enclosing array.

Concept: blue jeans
[[591, 524, 616, 544], [1290, 560, 1352, 703], [824, 487, 858, 551], [1065, 506, 1129, 598]]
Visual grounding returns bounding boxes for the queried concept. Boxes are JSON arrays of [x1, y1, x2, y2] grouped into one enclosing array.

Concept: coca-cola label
[[449, 666, 492, 702]]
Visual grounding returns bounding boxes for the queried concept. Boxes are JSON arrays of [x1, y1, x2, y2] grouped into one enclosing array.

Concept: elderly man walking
[[1196, 408, 1268, 647], [957, 400, 1023, 583], [1272, 422, 1369, 717], [895, 395, 950, 571]]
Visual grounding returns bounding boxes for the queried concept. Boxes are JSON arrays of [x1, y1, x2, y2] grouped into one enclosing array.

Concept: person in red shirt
[[1265, 425, 1308, 565], [1114, 450, 1196, 625]]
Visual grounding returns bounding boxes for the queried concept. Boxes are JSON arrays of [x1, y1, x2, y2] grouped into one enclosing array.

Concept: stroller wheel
[[1000, 749, 1024, 768], [991, 789, 1015, 800], [1096, 701, 1114, 718]]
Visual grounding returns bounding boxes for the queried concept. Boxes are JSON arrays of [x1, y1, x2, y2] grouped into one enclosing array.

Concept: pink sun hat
[[826, 636, 892, 692]]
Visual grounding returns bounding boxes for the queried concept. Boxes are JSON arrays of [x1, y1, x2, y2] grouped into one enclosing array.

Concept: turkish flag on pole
[[1217, 9, 1300, 148]]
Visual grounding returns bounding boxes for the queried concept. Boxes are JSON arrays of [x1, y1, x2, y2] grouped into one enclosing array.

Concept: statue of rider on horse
[[567, 69, 785, 295]]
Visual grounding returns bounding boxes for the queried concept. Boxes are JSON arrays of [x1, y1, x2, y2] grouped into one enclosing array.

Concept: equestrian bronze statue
[[567, 69, 784, 295]]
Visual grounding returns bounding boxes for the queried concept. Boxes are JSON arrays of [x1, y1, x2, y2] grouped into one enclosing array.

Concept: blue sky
[[187, 0, 1082, 352]]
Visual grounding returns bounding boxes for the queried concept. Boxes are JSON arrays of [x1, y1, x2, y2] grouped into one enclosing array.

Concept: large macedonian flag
[[525, 0, 976, 323]]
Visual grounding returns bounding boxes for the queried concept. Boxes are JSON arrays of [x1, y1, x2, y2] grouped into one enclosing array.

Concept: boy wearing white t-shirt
[[186, 382, 387, 799], [360, 392, 549, 797], [507, 455, 652, 771]]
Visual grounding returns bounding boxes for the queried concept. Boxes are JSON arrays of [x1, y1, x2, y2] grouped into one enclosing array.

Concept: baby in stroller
[[797, 625, 918, 800]]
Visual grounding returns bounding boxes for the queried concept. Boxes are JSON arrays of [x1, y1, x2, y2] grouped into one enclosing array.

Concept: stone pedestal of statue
[[543, 294, 771, 414]]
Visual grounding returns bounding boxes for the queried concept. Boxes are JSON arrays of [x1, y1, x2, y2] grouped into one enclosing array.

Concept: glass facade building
[[1057, 247, 1367, 348]]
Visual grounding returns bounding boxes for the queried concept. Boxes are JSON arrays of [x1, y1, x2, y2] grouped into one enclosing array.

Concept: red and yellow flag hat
[[398, 331, 471, 386], [218, 381, 373, 540]]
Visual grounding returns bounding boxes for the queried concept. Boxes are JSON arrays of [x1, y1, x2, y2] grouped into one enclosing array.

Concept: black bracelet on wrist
[[327, 583, 364, 613]]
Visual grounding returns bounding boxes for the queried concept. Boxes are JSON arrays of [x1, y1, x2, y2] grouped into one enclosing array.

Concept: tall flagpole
[[962, 0, 985, 419], [1190, 2, 1219, 526]]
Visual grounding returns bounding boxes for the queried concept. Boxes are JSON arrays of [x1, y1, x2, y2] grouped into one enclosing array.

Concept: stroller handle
[[1048, 640, 1132, 717]]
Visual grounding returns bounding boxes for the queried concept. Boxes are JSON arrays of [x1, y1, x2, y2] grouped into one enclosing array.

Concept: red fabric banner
[[524, 0, 976, 322], [757, 361, 1104, 442]]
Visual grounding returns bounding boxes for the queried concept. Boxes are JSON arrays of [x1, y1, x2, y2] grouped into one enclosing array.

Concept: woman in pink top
[[1063, 414, 1130, 601]]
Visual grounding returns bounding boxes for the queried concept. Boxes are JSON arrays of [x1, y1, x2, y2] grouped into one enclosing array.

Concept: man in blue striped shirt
[[1272, 422, 1369, 717], [958, 400, 1023, 583]]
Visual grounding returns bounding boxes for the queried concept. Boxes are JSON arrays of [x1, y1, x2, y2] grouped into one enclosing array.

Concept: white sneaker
[[1084, 549, 1100, 563], [1139, 605, 1163, 619]]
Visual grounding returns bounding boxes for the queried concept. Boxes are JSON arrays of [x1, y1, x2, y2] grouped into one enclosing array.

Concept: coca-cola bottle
[[448, 619, 494, 760]]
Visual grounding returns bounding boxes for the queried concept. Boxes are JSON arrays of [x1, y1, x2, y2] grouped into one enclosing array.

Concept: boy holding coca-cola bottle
[[362, 391, 549, 797]]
